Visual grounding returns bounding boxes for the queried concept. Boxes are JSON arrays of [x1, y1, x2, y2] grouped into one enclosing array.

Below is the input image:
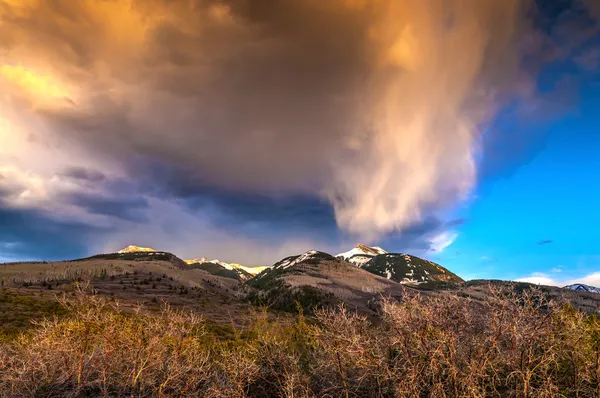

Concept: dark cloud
[[446, 218, 466, 227], [0, 0, 597, 262], [60, 166, 106, 182], [0, 184, 23, 202], [67, 192, 149, 222], [193, 192, 337, 232], [537, 239, 554, 245], [0, 206, 106, 261], [377, 216, 448, 254], [1, 0, 539, 239]]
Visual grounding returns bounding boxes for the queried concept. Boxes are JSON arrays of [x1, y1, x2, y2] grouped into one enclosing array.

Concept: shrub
[[1, 285, 599, 397]]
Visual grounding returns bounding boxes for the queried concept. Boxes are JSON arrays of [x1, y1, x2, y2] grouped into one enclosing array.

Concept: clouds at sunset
[[0, 0, 598, 263]]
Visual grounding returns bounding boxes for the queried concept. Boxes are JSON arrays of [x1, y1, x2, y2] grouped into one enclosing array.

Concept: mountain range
[[109, 244, 599, 295], [112, 244, 462, 287], [1, 243, 598, 324]]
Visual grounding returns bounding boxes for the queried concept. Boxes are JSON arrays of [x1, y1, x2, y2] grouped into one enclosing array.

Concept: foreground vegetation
[[0, 285, 599, 397]]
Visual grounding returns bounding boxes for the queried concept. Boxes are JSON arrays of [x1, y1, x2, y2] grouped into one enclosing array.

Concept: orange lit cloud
[[0, 0, 589, 244]]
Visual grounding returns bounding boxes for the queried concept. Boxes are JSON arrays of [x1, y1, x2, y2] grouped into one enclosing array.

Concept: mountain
[[117, 245, 157, 254], [362, 253, 463, 286], [563, 284, 600, 293], [336, 244, 388, 266], [247, 250, 408, 313], [229, 263, 271, 275], [185, 258, 268, 279], [187, 260, 253, 281], [82, 250, 189, 269]]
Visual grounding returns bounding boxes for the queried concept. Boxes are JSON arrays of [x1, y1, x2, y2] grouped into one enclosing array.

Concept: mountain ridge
[[336, 244, 388, 266], [563, 283, 600, 293]]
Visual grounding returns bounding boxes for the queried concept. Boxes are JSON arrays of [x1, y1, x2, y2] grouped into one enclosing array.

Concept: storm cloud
[[0, 0, 597, 261]]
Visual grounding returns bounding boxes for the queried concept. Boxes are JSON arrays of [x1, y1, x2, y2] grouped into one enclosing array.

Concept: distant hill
[[362, 253, 463, 286], [563, 283, 600, 293], [453, 280, 600, 314]]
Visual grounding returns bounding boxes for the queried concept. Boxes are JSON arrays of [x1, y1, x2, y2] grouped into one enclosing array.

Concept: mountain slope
[[185, 258, 266, 279], [362, 253, 463, 285], [80, 251, 189, 269], [336, 244, 387, 266], [188, 261, 252, 281], [563, 284, 600, 293], [247, 250, 408, 312]]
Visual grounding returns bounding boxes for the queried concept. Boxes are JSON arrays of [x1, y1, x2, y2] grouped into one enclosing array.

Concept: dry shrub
[[0, 286, 211, 397], [1, 284, 599, 397], [313, 286, 600, 397]]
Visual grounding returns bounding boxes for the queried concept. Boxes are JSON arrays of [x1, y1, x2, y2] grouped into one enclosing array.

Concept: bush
[[1, 285, 599, 397]]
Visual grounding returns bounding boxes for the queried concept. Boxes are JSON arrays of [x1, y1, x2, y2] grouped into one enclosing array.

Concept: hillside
[[0, 253, 241, 299], [185, 258, 266, 278], [247, 250, 409, 312], [78, 251, 189, 269], [362, 253, 464, 286], [449, 280, 600, 314], [188, 261, 252, 281]]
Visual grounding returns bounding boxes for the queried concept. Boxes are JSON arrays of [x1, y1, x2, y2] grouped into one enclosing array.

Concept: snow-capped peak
[[336, 244, 387, 266], [274, 250, 327, 270], [117, 245, 158, 254], [185, 258, 268, 275], [227, 263, 270, 275], [185, 257, 210, 264], [563, 283, 600, 293]]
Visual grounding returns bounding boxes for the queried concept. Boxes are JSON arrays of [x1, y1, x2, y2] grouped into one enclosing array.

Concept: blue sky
[[0, 0, 599, 286], [435, 73, 600, 284]]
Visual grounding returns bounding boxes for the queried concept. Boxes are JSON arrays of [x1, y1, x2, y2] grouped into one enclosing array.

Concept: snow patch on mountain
[[185, 258, 268, 276], [276, 250, 320, 270], [336, 244, 387, 266], [563, 284, 600, 293]]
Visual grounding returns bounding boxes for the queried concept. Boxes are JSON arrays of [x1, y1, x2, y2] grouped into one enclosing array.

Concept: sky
[[0, 0, 599, 285]]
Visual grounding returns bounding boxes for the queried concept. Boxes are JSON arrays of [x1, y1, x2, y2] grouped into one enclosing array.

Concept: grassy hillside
[[189, 262, 252, 281], [75, 251, 189, 268]]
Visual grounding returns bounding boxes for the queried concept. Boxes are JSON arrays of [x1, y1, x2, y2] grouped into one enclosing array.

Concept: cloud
[[60, 166, 106, 183], [0, 0, 535, 242], [428, 231, 458, 253], [517, 272, 600, 287], [0, 0, 596, 263], [517, 272, 559, 286], [0, 206, 106, 261], [575, 48, 600, 70], [66, 192, 149, 222], [537, 239, 554, 246], [479, 255, 496, 264]]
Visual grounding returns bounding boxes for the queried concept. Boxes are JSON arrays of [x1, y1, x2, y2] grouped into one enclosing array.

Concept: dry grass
[[0, 259, 238, 293], [1, 284, 599, 397]]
